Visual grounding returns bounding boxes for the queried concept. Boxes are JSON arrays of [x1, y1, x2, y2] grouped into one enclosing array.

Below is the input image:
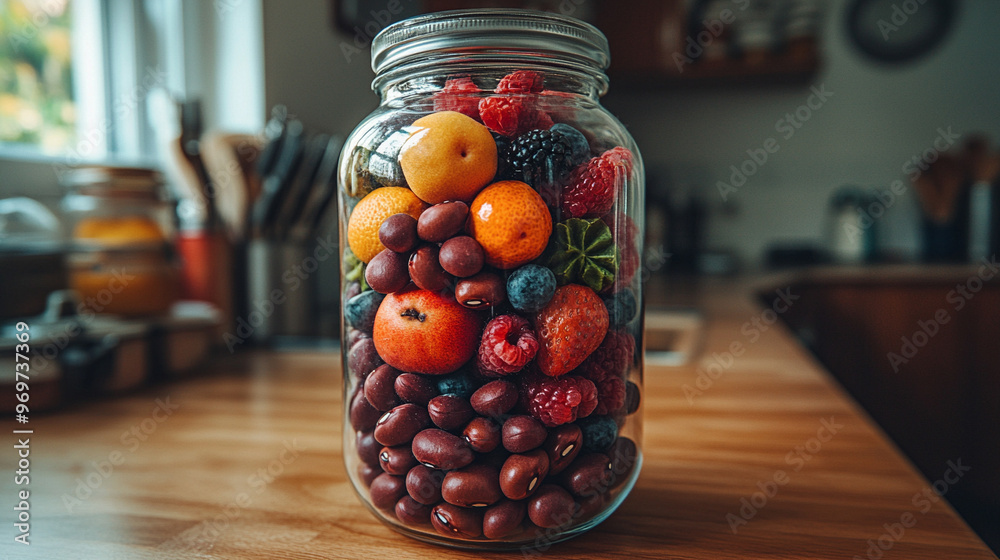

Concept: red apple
[[373, 287, 482, 375]]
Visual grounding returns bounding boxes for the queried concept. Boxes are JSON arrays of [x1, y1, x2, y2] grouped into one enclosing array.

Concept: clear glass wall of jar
[[340, 9, 644, 549]]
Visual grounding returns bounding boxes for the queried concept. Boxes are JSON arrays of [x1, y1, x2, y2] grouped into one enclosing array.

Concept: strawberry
[[433, 77, 482, 121], [533, 284, 609, 376], [561, 147, 634, 219]]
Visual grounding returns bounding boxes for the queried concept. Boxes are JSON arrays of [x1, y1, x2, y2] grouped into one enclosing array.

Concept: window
[[0, 0, 166, 162], [0, 0, 76, 154]]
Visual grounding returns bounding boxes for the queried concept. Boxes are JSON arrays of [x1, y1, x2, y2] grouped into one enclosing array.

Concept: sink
[[644, 307, 703, 366]]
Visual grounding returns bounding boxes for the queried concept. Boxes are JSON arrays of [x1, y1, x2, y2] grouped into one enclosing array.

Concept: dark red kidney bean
[[370, 473, 407, 510], [358, 463, 381, 487], [374, 404, 432, 447], [350, 389, 381, 432], [502, 415, 547, 453], [430, 503, 483, 538], [500, 449, 549, 500], [379, 213, 418, 253], [395, 495, 433, 526], [442, 464, 502, 508], [480, 447, 511, 471], [379, 445, 418, 476], [527, 484, 577, 529], [470, 380, 517, 417], [609, 436, 638, 488], [411, 428, 475, 471], [408, 244, 453, 292], [455, 272, 505, 309], [346, 327, 365, 349], [417, 201, 468, 243], [348, 337, 382, 379], [625, 381, 640, 414], [427, 394, 475, 431], [561, 452, 612, 497], [356, 431, 382, 467], [463, 417, 501, 453], [395, 373, 438, 405], [366, 249, 411, 294], [439, 236, 484, 278], [483, 499, 527, 539], [406, 464, 445, 505], [576, 492, 607, 521], [364, 364, 402, 412], [543, 424, 583, 475]]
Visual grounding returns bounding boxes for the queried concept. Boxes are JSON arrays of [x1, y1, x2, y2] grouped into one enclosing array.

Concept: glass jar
[[340, 9, 644, 549], [61, 166, 179, 316]]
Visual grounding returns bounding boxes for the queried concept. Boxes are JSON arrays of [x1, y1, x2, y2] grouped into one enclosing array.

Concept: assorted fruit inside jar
[[340, 12, 643, 548]]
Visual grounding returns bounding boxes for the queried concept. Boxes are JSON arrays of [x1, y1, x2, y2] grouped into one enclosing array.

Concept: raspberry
[[594, 376, 626, 416], [478, 315, 539, 375], [433, 77, 482, 121], [479, 96, 553, 137], [561, 147, 634, 219], [496, 70, 544, 93], [578, 330, 635, 382], [524, 373, 598, 427]]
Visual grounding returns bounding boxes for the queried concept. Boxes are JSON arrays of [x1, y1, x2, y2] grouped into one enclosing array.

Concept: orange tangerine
[[348, 187, 428, 263], [468, 180, 552, 269]]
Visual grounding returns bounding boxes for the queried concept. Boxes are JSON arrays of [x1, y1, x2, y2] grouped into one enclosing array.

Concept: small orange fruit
[[399, 111, 497, 204], [348, 187, 428, 263], [468, 180, 552, 269]]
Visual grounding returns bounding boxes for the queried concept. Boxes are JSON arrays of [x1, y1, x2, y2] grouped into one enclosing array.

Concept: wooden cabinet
[[769, 273, 1000, 511]]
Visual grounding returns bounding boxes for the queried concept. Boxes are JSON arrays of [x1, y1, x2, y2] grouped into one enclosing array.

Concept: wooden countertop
[[3, 279, 996, 559]]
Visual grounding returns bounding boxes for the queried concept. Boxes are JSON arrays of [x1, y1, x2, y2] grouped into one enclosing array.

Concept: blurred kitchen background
[[1, 0, 998, 550]]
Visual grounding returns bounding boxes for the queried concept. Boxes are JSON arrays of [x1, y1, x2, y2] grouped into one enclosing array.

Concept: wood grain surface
[[0, 278, 995, 560]]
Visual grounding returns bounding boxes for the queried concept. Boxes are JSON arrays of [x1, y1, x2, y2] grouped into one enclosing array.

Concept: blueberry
[[344, 290, 384, 334], [435, 369, 478, 398], [550, 123, 590, 165], [507, 265, 557, 313], [604, 289, 637, 328], [578, 415, 618, 452]]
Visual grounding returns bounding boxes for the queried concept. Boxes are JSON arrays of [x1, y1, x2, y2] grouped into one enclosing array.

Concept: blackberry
[[492, 131, 512, 180], [505, 128, 586, 188]]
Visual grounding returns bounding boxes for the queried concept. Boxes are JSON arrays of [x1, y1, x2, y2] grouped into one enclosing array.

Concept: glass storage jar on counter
[[339, 9, 644, 549], [61, 166, 179, 316]]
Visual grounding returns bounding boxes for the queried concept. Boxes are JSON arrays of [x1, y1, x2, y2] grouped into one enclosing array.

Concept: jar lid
[[371, 9, 610, 76]]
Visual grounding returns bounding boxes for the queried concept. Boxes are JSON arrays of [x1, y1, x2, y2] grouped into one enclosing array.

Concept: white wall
[[603, 0, 1000, 265]]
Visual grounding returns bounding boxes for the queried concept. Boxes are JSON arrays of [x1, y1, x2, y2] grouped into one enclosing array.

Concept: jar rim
[[371, 9, 610, 77]]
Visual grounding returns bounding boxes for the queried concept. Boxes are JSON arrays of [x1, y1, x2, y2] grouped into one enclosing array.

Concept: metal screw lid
[[371, 9, 610, 76]]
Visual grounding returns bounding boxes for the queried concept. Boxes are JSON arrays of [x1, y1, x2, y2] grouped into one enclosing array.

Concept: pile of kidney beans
[[348, 354, 639, 541]]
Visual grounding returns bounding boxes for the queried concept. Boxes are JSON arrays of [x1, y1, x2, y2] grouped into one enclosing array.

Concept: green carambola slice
[[545, 218, 618, 293]]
